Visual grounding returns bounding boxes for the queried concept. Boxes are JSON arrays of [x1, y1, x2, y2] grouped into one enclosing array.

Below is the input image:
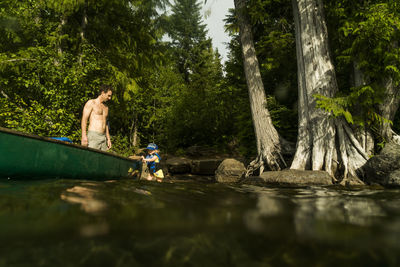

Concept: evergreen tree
[[166, 0, 227, 149], [168, 0, 208, 82]]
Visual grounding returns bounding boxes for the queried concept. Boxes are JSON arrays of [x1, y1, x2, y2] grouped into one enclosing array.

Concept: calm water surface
[[1, 178, 400, 266]]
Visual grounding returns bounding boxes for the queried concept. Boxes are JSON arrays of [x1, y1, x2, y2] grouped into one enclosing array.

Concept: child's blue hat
[[146, 143, 158, 150]]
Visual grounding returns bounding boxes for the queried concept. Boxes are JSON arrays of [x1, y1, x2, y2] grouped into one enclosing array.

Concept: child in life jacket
[[141, 143, 164, 182]]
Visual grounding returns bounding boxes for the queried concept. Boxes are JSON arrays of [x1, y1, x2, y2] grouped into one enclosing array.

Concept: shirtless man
[[81, 85, 113, 151]]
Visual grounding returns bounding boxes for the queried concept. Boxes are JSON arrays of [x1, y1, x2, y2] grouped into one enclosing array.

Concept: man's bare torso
[[88, 99, 108, 133]]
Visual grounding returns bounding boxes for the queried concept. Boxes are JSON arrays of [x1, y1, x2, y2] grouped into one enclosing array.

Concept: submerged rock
[[215, 158, 246, 183], [191, 159, 223, 175], [165, 157, 191, 174], [363, 142, 400, 187], [243, 169, 333, 186]]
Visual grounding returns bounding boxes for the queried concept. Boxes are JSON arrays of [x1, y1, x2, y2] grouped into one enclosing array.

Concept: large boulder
[[215, 158, 246, 183], [363, 142, 400, 187], [243, 170, 333, 186], [191, 159, 223, 175]]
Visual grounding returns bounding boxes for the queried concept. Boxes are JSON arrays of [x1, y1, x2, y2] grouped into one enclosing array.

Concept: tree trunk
[[353, 55, 400, 147], [376, 41, 400, 143], [132, 122, 138, 147], [352, 61, 374, 155], [378, 77, 400, 144], [291, 0, 368, 181], [79, 1, 88, 65], [54, 16, 66, 66], [58, 17, 66, 56], [234, 0, 286, 175], [129, 115, 139, 147], [0, 88, 9, 99]]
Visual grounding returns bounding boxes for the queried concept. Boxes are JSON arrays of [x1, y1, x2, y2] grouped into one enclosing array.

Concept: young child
[[141, 143, 164, 182]]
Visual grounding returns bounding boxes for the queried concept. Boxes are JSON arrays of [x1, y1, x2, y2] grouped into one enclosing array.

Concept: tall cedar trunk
[[291, 0, 368, 181], [234, 0, 286, 175]]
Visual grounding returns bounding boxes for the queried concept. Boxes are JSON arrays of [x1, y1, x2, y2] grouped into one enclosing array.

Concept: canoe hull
[[0, 127, 141, 179]]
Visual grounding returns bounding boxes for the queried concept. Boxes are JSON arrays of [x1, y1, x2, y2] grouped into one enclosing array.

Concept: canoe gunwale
[[0, 127, 136, 163]]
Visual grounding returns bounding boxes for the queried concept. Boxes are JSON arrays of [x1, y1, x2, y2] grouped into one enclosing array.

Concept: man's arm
[[81, 100, 92, 146], [106, 119, 112, 149]]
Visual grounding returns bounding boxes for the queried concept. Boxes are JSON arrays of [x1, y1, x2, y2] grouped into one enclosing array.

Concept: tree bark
[[132, 122, 138, 147], [378, 77, 400, 144], [352, 61, 374, 155], [234, 0, 286, 175], [58, 17, 66, 56], [54, 16, 66, 66], [79, 0, 88, 65], [0, 88, 9, 99], [377, 41, 400, 143], [291, 0, 368, 181], [353, 54, 400, 147], [129, 115, 139, 147]]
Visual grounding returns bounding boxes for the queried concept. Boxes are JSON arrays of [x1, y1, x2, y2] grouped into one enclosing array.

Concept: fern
[[315, 83, 391, 127]]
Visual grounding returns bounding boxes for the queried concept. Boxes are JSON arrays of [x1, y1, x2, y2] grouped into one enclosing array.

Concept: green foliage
[[109, 135, 132, 157], [248, 0, 297, 105], [4, 0, 398, 161], [266, 96, 297, 142], [0, 0, 248, 157], [320, 0, 400, 141], [315, 83, 392, 127], [0, 0, 169, 154]]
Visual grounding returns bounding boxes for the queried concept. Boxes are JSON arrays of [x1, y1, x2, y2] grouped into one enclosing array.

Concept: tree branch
[[1, 58, 37, 63], [0, 89, 9, 99]]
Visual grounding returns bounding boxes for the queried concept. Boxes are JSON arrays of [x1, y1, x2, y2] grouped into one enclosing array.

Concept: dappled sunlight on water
[[1, 179, 400, 266]]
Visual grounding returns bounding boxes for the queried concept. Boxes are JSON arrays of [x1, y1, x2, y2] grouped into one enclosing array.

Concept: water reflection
[[2, 180, 400, 266], [60, 182, 110, 237], [60, 183, 107, 214], [293, 187, 386, 227], [244, 194, 283, 232], [241, 185, 389, 240]]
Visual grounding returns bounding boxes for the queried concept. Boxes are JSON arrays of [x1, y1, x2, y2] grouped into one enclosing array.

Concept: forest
[[1, 0, 400, 182]]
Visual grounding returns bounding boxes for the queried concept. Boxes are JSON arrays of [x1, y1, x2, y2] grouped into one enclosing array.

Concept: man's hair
[[98, 84, 112, 95]]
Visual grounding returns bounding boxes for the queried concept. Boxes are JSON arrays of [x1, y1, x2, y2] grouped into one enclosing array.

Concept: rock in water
[[243, 169, 333, 186], [215, 158, 246, 183], [363, 142, 400, 187]]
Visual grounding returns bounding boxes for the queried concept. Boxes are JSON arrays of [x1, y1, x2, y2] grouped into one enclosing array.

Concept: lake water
[[1, 178, 400, 266]]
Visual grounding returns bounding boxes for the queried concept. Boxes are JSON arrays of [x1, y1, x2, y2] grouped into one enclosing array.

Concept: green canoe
[[0, 127, 141, 180]]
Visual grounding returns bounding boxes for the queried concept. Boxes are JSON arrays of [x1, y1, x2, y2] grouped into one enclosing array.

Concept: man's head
[[98, 84, 113, 102]]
